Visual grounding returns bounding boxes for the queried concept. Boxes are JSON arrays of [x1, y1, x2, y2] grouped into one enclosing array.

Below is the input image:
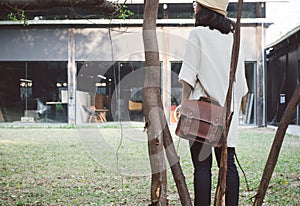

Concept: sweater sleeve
[[178, 30, 201, 89]]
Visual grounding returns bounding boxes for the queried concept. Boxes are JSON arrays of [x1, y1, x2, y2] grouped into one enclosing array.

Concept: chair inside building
[[82, 105, 100, 123], [35, 98, 51, 120]]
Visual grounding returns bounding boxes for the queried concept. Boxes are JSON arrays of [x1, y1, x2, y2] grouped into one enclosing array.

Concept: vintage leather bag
[[175, 97, 225, 147]]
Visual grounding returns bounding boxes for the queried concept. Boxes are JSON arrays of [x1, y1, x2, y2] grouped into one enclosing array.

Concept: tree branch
[[253, 83, 300, 206], [214, 0, 243, 205]]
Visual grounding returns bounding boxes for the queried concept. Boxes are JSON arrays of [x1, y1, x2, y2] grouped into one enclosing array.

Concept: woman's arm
[[181, 81, 193, 102]]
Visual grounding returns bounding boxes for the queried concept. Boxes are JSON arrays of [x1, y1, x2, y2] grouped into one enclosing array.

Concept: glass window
[[0, 2, 265, 20], [242, 62, 257, 125], [170, 62, 182, 124], [127, 3, 194, 19], [125, 2, 265, 20], [159, 4, 194, 19], [76, 61, 159, 124], [227, 2, 265, 18], [127, 4, 144, 19], [0, 61, 68, 123]]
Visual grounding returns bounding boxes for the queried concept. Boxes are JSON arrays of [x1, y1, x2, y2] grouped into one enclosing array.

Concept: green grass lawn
[[0, 126, 299, 205]]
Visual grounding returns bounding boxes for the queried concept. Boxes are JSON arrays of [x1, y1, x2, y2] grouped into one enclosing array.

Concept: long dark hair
[[194, 5, 235, 34]]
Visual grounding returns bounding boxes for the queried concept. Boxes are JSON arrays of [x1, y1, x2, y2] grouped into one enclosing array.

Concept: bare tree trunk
[[253, 83, 300, 206], [162, 126, 192, 206], [214, 0, 243, 205], [143, 1, 167, 205], [143, 1, 192, 205]]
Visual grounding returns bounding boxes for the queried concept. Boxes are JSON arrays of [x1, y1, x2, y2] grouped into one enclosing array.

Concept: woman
[[178, 0, 248, 205]]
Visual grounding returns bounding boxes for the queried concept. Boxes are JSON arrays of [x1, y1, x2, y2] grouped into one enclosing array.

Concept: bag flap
[[180, 100, 224, 124]]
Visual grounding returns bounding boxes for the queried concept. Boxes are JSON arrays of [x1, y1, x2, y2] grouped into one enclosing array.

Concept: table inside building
[[95, 108, 109, 122], [46, 101, 67, 122]]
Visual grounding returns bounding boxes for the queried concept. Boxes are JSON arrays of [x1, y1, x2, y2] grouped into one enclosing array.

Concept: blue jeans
[[189, 141, 239, 206]]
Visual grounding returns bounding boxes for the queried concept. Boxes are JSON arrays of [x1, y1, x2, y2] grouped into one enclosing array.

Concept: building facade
[[266, 25, 300, 125], [0, 1, 270, 125]]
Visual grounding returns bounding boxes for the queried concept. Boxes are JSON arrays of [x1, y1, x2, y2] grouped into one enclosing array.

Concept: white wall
[[0, 29, 68, 61], [0, 26, 258, 62]]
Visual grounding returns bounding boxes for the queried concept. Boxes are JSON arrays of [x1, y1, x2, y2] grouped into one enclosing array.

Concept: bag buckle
[[207, 117, 221, 142]]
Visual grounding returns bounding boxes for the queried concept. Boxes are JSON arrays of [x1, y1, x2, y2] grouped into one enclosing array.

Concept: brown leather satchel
[[175, 97, 225, 147]]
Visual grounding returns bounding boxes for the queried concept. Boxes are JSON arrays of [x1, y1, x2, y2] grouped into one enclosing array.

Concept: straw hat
[[195, 0, 229, 16]]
